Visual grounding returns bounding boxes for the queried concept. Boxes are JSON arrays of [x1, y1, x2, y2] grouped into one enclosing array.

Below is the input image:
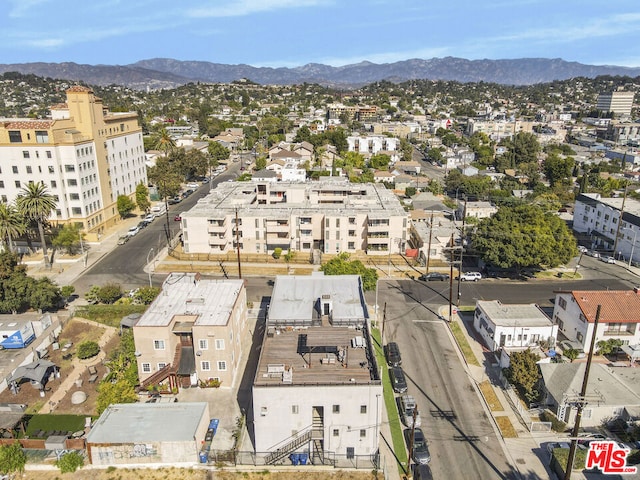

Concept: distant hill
[[1, 57, 639, 90]]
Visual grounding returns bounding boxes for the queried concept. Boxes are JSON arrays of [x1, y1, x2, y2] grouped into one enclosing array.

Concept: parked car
[[413, 464, 434, 480], [168, 196, 182, 205], [419, 272, 450, 282], [398, 394, 421, 428], [126, 225, 140, 237], [586, 250, 601, 258], [578, 245, 588, 253], [601, 256, 616, 264], [577, 433, 607, 446], [404, 428, 431, 464], [385, 342, 402, 366], [182, 189, 194, 198], [559, 340, 586, 359], [186, 182, 199, 189], [138, 220, 149, 229], [144, 213, 156, 223], [117, 235, 129, 245], [389, 367, 408, 394], [547, 441, 570, 457], [174, 215, 182, 222], [458, 272, 482, 282]]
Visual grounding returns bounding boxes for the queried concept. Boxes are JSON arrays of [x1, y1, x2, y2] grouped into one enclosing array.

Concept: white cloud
[[187, 0, 330, 18], [27, 38, 64, 48], [8, 0, 50, 18]]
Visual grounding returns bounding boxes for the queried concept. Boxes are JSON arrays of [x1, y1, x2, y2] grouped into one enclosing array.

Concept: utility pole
[[448, 233, 454, 322], [381, 302, 387, 344], [564, 305, 602, 480], [456, 197, 467, 306]]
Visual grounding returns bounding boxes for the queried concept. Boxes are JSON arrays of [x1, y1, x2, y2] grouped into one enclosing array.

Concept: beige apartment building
[[180, 179, 409, 256], [133, 273, 248, 390], [0, 86, 146, 240]]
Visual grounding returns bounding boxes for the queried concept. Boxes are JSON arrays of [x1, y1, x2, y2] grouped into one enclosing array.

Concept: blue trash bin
[[299, 453, 308, 465], [199, 452, 208, 464], [290, 453, 299, 465]]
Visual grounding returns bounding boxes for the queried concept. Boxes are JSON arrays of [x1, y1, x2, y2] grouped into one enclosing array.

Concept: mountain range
[[1, 57, 639, 90]]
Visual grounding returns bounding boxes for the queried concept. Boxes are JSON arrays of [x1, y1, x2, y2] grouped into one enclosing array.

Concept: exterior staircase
[[265, 429, 312, 465], [140, 344, 181, 389]]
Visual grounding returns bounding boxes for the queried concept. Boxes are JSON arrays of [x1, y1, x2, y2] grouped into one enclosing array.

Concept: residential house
[[252, 273, 381, 467], [551, 289, 640, 352], [473, 300, 557, 353], [133, 274, 248, 390]]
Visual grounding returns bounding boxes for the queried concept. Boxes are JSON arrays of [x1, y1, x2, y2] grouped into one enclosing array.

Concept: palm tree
[[0, 203, 25, 253], [152, 128, 176, 156], [16, 182, 56, 267]]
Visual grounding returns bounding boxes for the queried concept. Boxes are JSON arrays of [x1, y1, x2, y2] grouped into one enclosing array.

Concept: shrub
[[540, 409, 567, 433], [55, 450, 84, 473], [272, 247, 282, 259], [77, 340, 100, 359], [0, 441, 26, 474], [98, 282, 123, 304]]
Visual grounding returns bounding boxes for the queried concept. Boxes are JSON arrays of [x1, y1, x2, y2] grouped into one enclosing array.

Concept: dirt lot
[[0, 318, 118, 415], [20, 468, 377, 480]]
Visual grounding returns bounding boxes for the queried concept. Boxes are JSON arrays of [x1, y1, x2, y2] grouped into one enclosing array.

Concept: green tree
[[135, 182, 151, 213], [152, 128, 176, 156], [543, 153, 575, 187], [147, 157, 182, 201], [320, 252, 378, 291], [97, 282, 122, 304], [52, 224, 83, 255], [29, 277, 61, 313], [16, 181, 56, 267], [116, 195, 136, 219], [0, 203, 25, 253], [405, 187, 417, 197], [500, 132, 540, 167], [369, 153, 390, 170], [84, 285, 101, 304], [399, 138, 413, 161], [60, 285, 75, 300], [55, 450, 84, 473], [96, 378, 138, 414], [504, 349, 540, 402], [255, 156, 267, 171], [133, 286, 161, 305], [563, 348, 579, 363], [0, 441, 27, 475], [473, 204, 577, 273], [596, 338, 623, 356], [77, 340, 100, 359]]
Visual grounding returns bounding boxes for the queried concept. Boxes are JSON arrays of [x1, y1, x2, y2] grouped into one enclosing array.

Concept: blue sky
[[2, 0, 640, 67]]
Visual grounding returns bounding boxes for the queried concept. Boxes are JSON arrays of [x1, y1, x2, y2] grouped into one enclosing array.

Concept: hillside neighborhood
[[0, 71, 640, 480]]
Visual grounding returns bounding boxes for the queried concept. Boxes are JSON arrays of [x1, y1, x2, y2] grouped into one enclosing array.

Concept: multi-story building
[[0, 86, 146, 240], [465, 119, 535, 142], [347, 135, 399, 156], [180, 179, 409, 256], [133, 273, 248, 390], [252, 273, 381, 466], [551, 289, 640, 352], [573, 193, 640, 264], [596, 90, 634, 117], [602, 121, 640, 146]]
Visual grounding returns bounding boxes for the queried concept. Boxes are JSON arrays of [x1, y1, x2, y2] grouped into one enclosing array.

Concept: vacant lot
[[21, 468, 378, 480]]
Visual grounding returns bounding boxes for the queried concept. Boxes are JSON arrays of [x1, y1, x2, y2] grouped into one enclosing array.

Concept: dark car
[[413, 464, 434, 480], [385, 342, 402, 366], [419, 272, 450, 282], [404, 428, 431, 464], [168, 196, 182, 205], [389, 366, 408, 394]]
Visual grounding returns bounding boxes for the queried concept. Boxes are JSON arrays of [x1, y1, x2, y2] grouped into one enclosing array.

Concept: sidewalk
[[440, 305, 559, 480]]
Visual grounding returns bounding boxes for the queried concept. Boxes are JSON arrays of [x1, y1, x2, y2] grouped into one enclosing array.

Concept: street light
[[623, 228, 638, 268], [146, 248, 154, 287]]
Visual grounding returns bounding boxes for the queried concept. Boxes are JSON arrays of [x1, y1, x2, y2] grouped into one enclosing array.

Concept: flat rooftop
[[254, 324, 379, 387], [477, 300, 552, 327], [85, 402, 208, 444], [136, 273, 243, 327]]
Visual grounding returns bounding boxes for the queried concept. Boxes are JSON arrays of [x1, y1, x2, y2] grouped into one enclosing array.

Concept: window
[[46, 150, 52, 159], [360, 429, 366, 438], [153, 339, 165, 350], [71, 207, 82, 215], [23, 151, 30, 159], [199, 339, 208, 350], [292, 405, 299, 414], [70, 193, 80, 200], [0, 181, 3, 188], [65, 165, 75, 172], [558, 297, 567, 310], [48, 165, 54, 174], [50, 181, 57, 188], [333, 404, 340, 413], [14, 181, 20, 188], [215, 339, 225, 350], [201, 361, 211, 371], [333, 429, 339, 437], [157, 362, 166, 370], [9, 131, 21, 143], [26, 166, 32, 174], [346, 447, 355, 459], [360, 405, 367, 414], [36, 131, 49, 143], [217, 361, 227, 371], [67, 179, 78, 186], [142, 363, 151, 373], [12, 166, 18, 174]]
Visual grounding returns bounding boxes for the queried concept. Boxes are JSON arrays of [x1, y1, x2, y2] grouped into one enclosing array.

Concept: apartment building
[[347, 135, 399, 156], [180, 179, 409, 256], [465, 118, 535, 141], [596, 90, 634, 117], [573, 193, 640, 264], [551, 289, 640, 352], [133, 273, 248, 390], [0, 86, 146, 240], [252, 273, 382, 466]]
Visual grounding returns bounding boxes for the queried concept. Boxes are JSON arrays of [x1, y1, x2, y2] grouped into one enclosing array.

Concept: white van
[[150, 204, 167, 218]]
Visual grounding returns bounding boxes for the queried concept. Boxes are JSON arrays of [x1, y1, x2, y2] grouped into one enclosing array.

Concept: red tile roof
[[66, 85, 92, 93], [571, 290, 640, 323]]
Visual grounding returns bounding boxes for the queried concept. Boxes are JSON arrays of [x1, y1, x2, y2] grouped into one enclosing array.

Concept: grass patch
[[495, 416, 518, 438], [478, 381, 504, 412], [25, 414, 86, 435], [371, 328, 408, 475], [449, 322, 480, 366], [553, 446, 587, 471], [74, 304, 148, 327]]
